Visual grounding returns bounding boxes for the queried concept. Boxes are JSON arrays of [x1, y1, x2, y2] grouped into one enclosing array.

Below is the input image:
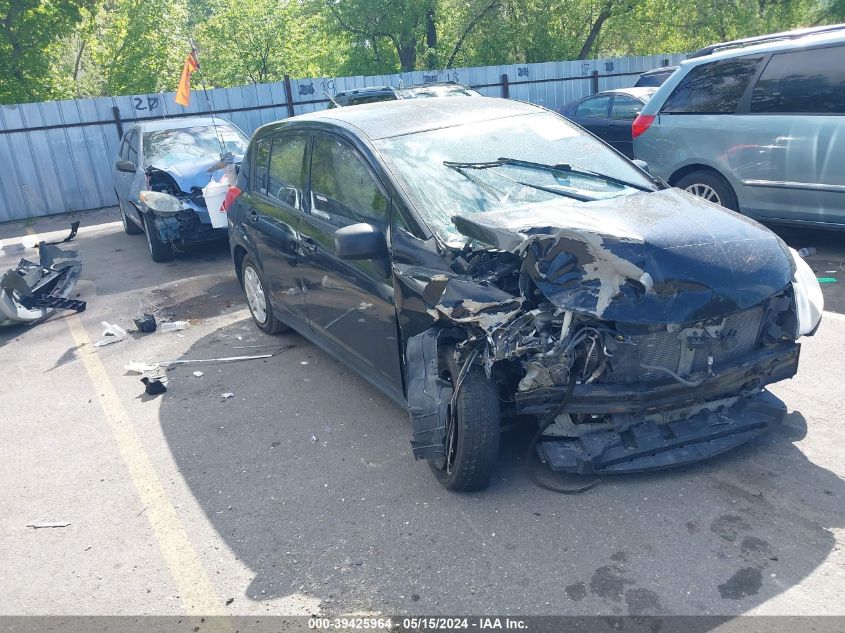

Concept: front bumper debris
[[537, 390, 787, 474], [0, 241, 86, 326], [515, 343, 800, 417]]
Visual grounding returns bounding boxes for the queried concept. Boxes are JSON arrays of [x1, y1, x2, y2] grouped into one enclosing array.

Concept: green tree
[[0, 0, 95, 103], [198, 0, 342, 85]]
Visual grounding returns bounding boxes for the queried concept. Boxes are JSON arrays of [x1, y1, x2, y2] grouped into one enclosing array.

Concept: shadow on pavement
[[159, 318, 844, 618]]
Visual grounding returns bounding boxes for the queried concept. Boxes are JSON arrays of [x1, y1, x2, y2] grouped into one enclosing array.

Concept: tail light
[[632, 114, 655, 139], [222, 186, 242, 212]]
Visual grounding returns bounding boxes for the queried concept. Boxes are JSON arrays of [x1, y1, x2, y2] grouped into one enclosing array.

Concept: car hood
[[451, 188, 794, 324], [149, 155, 243, 192]]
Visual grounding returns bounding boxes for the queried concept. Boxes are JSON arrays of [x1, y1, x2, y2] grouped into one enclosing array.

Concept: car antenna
[[323, 90, 341, 108], [189, 37, 228, 159]]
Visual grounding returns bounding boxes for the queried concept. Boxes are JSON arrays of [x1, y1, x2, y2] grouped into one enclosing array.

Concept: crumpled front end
[[399, 190, 813, 474]]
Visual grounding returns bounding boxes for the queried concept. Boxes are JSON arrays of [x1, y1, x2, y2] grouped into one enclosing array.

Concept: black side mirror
[[335, 223, 387, 260], [115, 159, 136, 173]]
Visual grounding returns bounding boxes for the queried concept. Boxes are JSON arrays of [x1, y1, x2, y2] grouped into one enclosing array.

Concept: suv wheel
[[241, 256, 289, 334], [143, 213, 174, 262], [676, 170, 738, 211], [428, 349, 501, 492]]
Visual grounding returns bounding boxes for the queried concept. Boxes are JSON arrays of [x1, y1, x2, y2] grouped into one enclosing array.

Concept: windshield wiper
[[444, 159, 593, 202], [444, 157, 652, 192]]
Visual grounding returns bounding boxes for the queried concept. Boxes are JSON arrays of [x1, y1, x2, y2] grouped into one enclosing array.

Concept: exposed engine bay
[[399, 189, 822, 475]]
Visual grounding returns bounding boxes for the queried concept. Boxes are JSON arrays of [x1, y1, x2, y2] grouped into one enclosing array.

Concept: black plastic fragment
[[405, 327, 454, 459], [141, 377, 167, 395], [134, 313, 157, 333]]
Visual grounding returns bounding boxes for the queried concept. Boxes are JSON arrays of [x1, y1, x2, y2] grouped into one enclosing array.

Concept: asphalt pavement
[[0, 208, 843, 620]]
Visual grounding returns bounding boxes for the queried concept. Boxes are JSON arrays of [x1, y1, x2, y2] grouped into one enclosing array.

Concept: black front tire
[[143, 213, 174, 262], [428, 351, 501, 492], [240, 256, 289, 334], [676, 169, 739, 211]]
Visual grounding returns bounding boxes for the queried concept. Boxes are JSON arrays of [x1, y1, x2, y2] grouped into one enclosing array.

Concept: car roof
[[599, 87, 659, 100], [133, 116, 238, 133], [689, 23, 845, 58], [259, 96, 543, 140], [679, 26, 845, 67], [335, 86, 396, 97]]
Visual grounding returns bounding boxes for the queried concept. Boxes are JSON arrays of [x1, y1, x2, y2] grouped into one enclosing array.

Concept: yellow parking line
[[65, 313, 227, 619]]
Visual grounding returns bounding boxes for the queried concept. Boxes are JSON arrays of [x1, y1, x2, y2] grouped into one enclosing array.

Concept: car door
[[238, 132, 310, 328], [296, 132, 404, 398], [736, 44, 845, 224], [607, 95, 644, 157], [568, 95, 612, 141]]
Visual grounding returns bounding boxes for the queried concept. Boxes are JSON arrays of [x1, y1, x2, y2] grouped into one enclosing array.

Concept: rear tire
[[676, 169, 738, 211], [428, 350, 501, 492], [143, 213, 174, 262], [241, 256, 288, 334]]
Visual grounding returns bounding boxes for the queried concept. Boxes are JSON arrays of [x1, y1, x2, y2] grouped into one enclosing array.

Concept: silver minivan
[[633, 26, 845, 228]]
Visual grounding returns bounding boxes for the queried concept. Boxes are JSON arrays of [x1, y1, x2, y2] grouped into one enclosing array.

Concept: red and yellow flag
[[175, 50, 199, 106]]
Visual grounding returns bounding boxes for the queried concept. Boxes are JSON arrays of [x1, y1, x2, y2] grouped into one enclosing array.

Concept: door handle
[[249, 210, 259, 223]]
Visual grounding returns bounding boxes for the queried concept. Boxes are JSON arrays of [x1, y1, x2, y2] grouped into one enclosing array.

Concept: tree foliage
[[0, 0, 839, 104]]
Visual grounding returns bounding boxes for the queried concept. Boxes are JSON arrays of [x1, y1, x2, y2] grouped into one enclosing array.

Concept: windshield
[[143, 125, 248, 167], [374, 112, 655, 246]]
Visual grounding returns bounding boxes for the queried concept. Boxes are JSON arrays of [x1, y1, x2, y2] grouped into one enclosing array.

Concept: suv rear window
[[661, 57, 761, 114], [750, 45, 845, 114]]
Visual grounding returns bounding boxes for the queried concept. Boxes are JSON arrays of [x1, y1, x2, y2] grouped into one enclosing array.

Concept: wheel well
[[668, 164, 722, 187], [233, 246, 247, 285]]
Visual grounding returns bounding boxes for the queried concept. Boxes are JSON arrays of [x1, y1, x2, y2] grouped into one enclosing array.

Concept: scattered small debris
[[300, 361, 309, 365], [797, 247, 816, 258], [225, 598, 234, 606], [94, 321, 128, 347], [125, 360, 160, 374], [27, 522, 70, 529], [141, 377, 167, 395], [817, 277, 838, 283], [160, 320, 190, 332], [133, 313, 157, 333], [155, 351, 283, 366], [221, 392, 234, 399], [310, 434, 318, 442], [192, 371, 204, 377]]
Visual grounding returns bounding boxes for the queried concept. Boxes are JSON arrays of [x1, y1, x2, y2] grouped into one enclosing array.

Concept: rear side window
[[611, 96, 643, 120], [252, 138, 270, 194], [751, 46, 845, 114], [575, 95, 611, 118], [310, 135, 388, 228], [268, 135, 306, 209], [661, 57, 761, 114]]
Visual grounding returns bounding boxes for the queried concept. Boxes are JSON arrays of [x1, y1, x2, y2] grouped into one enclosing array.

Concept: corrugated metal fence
[[0, 53, 686, 222]]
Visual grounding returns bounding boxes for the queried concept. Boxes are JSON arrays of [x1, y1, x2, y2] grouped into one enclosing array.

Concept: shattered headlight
[[139, 191, 182, 215], [789, 247, 823, 337]]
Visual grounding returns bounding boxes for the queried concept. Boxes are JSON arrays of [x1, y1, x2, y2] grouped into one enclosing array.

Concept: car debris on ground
[[133, 313, 157, 333], [94, 322, 128, 347], [0, 229, 86, 327], [26, 521, 71, 529], [141, 377, 167, 395]]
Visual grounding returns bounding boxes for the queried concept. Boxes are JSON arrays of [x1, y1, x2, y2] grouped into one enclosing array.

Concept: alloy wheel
[[243, 265, 267, 324]]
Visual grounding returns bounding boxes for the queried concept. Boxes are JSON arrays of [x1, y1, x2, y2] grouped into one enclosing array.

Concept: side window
[[751, 46, 845, 114], [575, 95, 611, 118], [661, 57, 762, 114], [267, 135, 306, 209], [127, 131, 138, 164], [611, 96, 643, 120], [309, 136, 388, 229], [252, 138, 270, 195]]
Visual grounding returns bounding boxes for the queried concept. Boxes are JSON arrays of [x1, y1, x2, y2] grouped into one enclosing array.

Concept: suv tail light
[[222, 186, 242, 212], [632, 114, 655, 139]]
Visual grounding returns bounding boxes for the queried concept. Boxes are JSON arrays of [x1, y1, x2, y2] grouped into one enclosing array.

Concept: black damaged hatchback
[[226, 97, 823, 491]]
